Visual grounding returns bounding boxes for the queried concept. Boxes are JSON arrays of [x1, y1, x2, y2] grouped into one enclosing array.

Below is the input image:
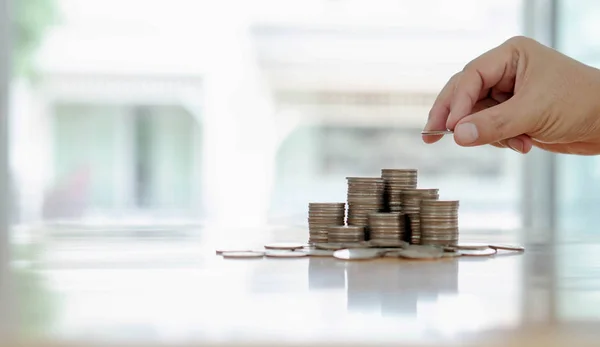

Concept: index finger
[[422, 72, 461, 144], [446, 42, 519, 130]]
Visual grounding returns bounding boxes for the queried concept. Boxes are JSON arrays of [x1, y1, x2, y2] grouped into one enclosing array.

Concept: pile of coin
[[346, 177, 385, 227], [308, 203, 346, 243], [327, 225, 366, 243], [401, 189, 440, 244], [419, 200, 459, 246], [380, 169, 418, 212], [367, 212, 406, 241]]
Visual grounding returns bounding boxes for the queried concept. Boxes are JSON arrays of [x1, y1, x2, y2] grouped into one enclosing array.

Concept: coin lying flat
[[459, 248, 497, 256], [300, 249, 335, 257], [221, 251, 265, 259], [395, 246, 444, 259], [333, 248, 384, 260], [265, 251, 308, 258], [264, 242, 305, 250], [367, 239, 409, 248], [449, 243, 490, 251], [215, 248, 253, 255], [314, 242, 368, 250], [489, 244, 525, 252], [421, 130, 453, 135], [442, 251, 462, 258]]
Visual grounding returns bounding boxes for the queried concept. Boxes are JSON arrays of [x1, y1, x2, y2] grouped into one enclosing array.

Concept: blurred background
[[2, 0, 600, 343]]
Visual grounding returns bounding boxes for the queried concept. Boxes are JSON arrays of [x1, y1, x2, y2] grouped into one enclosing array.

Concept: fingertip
[[422, 134, 443, 144]]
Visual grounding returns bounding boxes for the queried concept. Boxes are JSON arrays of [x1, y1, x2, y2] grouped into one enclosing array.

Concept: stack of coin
[[419, 200, 459, 246], [327, 225, 366, 243], [367, 212, 406, 241], [380, 169, 418, 212], [308, 203, 346, 243], [346, 177, 385, 228], [401, 188, 440, 244]]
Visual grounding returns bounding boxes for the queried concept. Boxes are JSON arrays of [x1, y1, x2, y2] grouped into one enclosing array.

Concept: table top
[[3, 225, 600, 347]]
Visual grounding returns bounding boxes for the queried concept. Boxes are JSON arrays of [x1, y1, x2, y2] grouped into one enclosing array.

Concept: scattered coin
[[395, 247, 444, 259], [367, 239, 409, 248], [221, 251, 265, 259], [333, 248, 385, 260], [451, 243, 490, 250], [421, 130, 453, 135], [489, 244, 525, 252], [299, 249, 336, 257], [265, 251, 308, 258], [264, 242, 306, 250], [459, 248, 497, 256], [215, 248, 253, 255], [442, 251, 462, 258], [314, 242, 368, 250]]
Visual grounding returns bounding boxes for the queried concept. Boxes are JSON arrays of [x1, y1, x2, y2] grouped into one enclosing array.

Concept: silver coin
[[222, 251, 265, 259], [395, 248, 444, 259], [264, 242, 305, 250], [215, 248, 253, 255], [489, 244, 525, 252], [459, 248, 497, 256], [265, 250, 308, 258], [442, 251, 462, 258], [333, 248, 385, 260], [452, 243, 490, 250], [421, 130, 453, 135], [300, 249, 335, 257], [367, 239, 409, 248]]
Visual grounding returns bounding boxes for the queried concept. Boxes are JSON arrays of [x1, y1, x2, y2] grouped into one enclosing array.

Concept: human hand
[[422, 36, 600, 155]]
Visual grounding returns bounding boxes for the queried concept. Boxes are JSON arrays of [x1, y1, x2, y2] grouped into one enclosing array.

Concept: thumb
[[452, 97, 532, 146]]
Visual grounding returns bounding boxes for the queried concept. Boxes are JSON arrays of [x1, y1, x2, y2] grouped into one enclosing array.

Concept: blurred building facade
[[10, 0, 525, 230]]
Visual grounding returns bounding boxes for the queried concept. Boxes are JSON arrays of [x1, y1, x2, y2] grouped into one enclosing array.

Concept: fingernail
[[507, 138, 524, 154], [454, 123, 478, 144]]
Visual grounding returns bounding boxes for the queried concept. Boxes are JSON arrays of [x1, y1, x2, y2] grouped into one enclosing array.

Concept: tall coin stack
[[380, 169, 418, 212], [346, 177, 386, 230], [367, 212, 406, 241], [401, 189, 440, 244], [419, 200, 459, 246], [308, 203, 346, 243], [327, 225, 366, 243]]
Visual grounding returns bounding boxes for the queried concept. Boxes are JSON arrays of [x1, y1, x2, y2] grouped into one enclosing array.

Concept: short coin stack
[[346, 177, 385, 227], [401, 189, 440, 244], [419, 200, 459, 246], [381, 169, 418, 212], [308, 203, 346, 243], [327, 225, 366, 243], [367, 212, 406, 242]]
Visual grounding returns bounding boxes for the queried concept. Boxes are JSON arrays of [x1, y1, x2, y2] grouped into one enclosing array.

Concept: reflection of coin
[[489, 244, 525, 252], [333, 248, 384, 260], [264, 242, 305, 250], [459, 248, 497, 256], [265, 251, 308, 258], [222, 251, 265, 259]]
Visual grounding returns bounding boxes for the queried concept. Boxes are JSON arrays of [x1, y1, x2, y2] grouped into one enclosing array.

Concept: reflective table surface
[[3, 226, 600, 346]]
